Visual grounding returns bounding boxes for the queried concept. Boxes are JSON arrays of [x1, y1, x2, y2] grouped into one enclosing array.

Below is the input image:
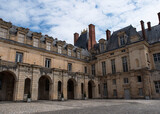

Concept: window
[[33, 38, 39, 47], [91, 64, 95, 75], [45, 58, 51, 68], [137, 76, 142, 82], [81, 83, 84, 94], [77, 52, 80, 58], [120, 36, 125, 46], [153, 53, 160, 70], [0, 27, 7, 38], [113, 89, 117, 96], [98, 84, 100, 94], [0, 79, 2, 90], [18, 34, 25, 43], [45, 79, 49, 91], [84, 66, 87, 73], [111, 59, 116, 74], [103, 83, 108, 97], [139, 88, 143, 96], [46, 42, 51, 51], [146, 53, 149, 62], [101, 44, 104, 52], [110, 53, 114, 55], [68, 63, 72, 72], [122, 56, 128, 72], [112, 79, 116, 85], [15, 52, 23, 63], [124, 78, 129, 84], [154, 81, 160, 93], [121, 49, 125, 52], [58, 46, 62, 54], [102, 61, 106, 76], [68, 49, 71, 56]]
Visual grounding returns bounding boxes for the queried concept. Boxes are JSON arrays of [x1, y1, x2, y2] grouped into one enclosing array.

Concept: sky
[[0, 0, 160, 44]]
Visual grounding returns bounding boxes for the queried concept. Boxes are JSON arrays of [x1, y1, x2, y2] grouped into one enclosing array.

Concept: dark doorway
[[67, 79, 74, 99], [24, 78, 31, 95], [88, 81, 93, 99], [0, 71, 15, 101], [38, 76, 50, 100]]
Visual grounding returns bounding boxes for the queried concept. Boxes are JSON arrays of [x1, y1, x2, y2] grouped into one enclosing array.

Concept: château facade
[[0, 12, 160, 101]]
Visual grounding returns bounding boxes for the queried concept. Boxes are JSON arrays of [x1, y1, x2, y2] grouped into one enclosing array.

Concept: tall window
[[33, 38, 39, 47], [0, 27, 7, 38], [122, 56, 128, 72], [58, 46, 62, 54], [112, 79, 116, 85], [113, 89, 117, 96], [101, 44, 104, 52], [77, 52, 80, 58], [46, 42, 51, 51], [45, 58, 51, 68], [124, 78, 129, 84], [68, 49, 71, 56], [102, 61, 106, 76], [68, 63, 72, 72], [139, 88, 143, 96], [153, 53, 160, 70], [18, 34, 25, 43], [84, 66, 87, 73], [137, 76, 142, 82], [91, 64, 95, 75], [111, 59, 116, 74], [154, 81, 160, 93], [120, 36, 125, 46], [15, 52, 23, 63]]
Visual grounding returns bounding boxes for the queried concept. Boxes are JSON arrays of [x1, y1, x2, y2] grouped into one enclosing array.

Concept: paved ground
[[0, 99, 160, 114]]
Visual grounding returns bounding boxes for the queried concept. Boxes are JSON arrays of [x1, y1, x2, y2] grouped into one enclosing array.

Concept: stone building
[[0, 12, 160, 101]]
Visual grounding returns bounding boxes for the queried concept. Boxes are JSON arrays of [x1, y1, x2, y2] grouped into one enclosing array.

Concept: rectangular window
[[45, 58, 51, 68], [124, 78, 129, 84], [77, 52, 81, 58], [68, 63, 72, 72], [18, 34, 25, 43], [103, 83, 108, 97], [98, 84, 100, 94], [15, 52, 23, 63], [58, 46, 62, 54], [146, 53, 149, 62], [68, 49, 72, 56], [33, 38, 39, 47], [120, 36, 125, 46], [111, 59, 116, 74], [112, 79, 116, 85], [46, 42, 51, 51], [139, 88, 143, 96], [101, 44, 104, 52], [153, 53, 160, 70], [102, 61, 106, 76], [84, 66, 87, 73], [0, 79, 2, 90], [113, 89, 117, 96], [137, 76, 142, 82], [122, 56, 128, 72], [91, 64, 95, 75], [154, 81, 160, 93], [0, 27, 7, 38]]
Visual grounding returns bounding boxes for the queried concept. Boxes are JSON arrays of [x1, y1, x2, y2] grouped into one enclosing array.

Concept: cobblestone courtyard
[[0, 99, 160, 114]]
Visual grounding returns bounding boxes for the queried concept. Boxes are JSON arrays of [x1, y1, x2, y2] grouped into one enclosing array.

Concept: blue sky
[[0, 0, 160, 44]]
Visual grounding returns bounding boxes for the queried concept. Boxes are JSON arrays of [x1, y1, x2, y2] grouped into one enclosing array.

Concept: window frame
[[122, 56, 128, 72], [15, 52, 23, 63], [111, 59, 116, 74], [68, 63, 72, 72], [102, 61, 106, 76], [124, 78, 129, 84], [45, 58, 51, 68], [91, 64, 96, 75]]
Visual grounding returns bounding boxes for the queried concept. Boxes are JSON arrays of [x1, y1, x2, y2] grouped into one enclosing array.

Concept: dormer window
[[68, 49, 71, 56], [77, 52, 81, 58], [46, 42, 51, 51], [18, 34, 25, 43], [0, 27, 7, 38], [33, 38, 39, 47], [58, 46, 62, 54], [101, 44, 104, 52], [120, 36, 125, 46]]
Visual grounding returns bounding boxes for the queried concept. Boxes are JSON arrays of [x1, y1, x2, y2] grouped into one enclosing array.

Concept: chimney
[[106, 29, 111, 41], [158, 12, 160, 24], [88, 24, 96, 50], [74, 32, 79, 45], [147, 22, 151, 31], [140, 20, 147, 40]]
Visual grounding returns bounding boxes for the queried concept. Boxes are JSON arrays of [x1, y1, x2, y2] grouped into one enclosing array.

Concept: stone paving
[[0, 99, 160, 114]]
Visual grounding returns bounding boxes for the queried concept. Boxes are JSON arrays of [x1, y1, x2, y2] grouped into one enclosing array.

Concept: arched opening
[[38, 76, 50, 100], [0, 71, 16, 101], [58, 81, 62, 98], [88, 80, 95, 99], [67, 79, 75, 99], [24, 78, 31, 98]]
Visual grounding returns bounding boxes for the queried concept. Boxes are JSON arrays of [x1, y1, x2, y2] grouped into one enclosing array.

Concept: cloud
[[0, 0, 160, 44]]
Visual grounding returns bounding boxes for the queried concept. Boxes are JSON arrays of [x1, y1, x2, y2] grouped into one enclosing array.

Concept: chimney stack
[[147, 22, 151, 31], [158, 12, 160, 24], [74, 32, 79, 45], [106, 29, 111, 41], [140, 20, 147, 40], [88, 24, 96, 50]]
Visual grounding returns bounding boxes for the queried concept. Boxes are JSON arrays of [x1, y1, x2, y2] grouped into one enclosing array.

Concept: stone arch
[[88, 80, 96, 99], [0, 70, 17, 101], [24, 78, 31, 97], [67, 78, 77, 99], [38, 75, 52, 100]]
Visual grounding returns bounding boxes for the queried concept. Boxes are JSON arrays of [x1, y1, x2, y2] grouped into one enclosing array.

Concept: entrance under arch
[[24, 78, 31, 95], [88, 80, 94, 99], [38, 76, 50, 100], [0, 71, 15, 101], [67, 79, 75, 99]]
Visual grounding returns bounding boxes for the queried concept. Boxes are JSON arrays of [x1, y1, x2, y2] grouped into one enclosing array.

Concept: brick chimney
[[74, 32, 79, 45], [147, 22, 151, 31], [106, 29, 111, 41], [140, 20, 147, 40], [158, 12, 160, 24], [88, 24, 96, 50]]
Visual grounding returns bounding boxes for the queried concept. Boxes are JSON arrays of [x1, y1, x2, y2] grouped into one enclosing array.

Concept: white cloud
[[0, 0, 160, 44]]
